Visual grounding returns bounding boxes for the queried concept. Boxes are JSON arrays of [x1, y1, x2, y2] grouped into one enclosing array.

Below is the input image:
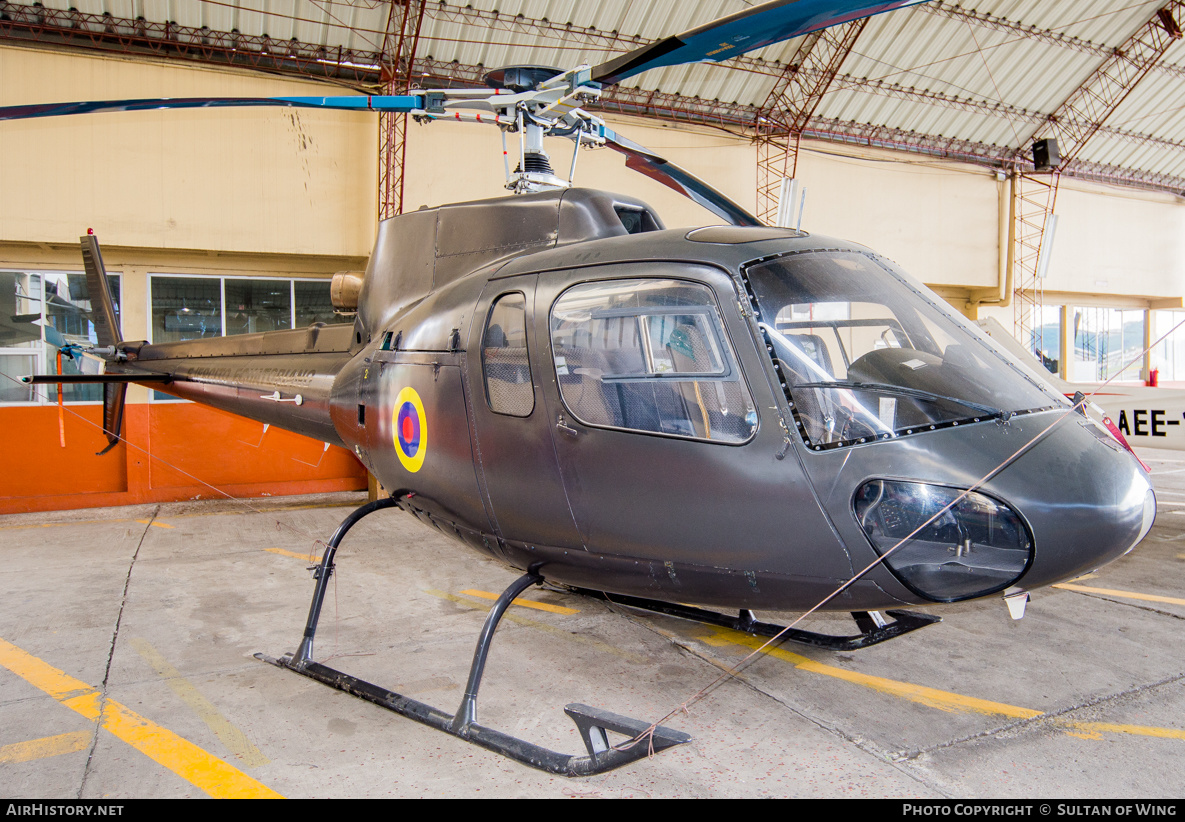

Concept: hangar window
[[482, 293, 534, 417], [1028, 304, 1062, 376], [150, 274, 351, 345], [0, 270, 122, 404], [152, 276, 223, 343], [1154, 310, 1185, 381], [148, 273, 350, 400], [549, 279, 756, 443], [1072, 306, 1144, 382]]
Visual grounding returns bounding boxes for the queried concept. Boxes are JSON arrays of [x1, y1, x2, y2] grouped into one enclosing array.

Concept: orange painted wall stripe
[[0, 637, 282, 799], [0, 403, 365, 515]]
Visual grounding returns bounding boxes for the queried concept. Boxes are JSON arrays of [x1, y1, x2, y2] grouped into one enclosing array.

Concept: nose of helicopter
[[845, 412, 1155, 606], [1012, 416, 1155, 590]]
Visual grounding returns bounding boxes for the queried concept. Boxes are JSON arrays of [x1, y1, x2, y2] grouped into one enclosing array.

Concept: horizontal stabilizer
[[21, 373, 171, 385]]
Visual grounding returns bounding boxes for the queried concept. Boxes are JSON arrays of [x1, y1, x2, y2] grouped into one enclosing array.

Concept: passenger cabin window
[[549, 279, 756, 443], [482, 293, 534, 417]]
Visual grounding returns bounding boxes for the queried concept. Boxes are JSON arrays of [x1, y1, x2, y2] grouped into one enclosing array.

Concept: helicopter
[[7, 0, 1158, 777]]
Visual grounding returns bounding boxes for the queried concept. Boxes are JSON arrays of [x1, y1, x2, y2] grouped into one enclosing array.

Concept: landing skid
[[570, 589, 941, 651], [255, 496, 688, 777]]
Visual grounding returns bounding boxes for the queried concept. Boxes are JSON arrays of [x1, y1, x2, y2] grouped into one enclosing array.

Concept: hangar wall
[[3, 43, 1185, 512], [0, 46, 375, 513]]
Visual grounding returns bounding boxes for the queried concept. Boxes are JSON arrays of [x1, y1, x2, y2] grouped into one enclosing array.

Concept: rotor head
[[484, 66, 565, 93]]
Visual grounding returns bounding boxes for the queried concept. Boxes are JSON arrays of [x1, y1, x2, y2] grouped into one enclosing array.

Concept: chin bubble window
[[853, 479, 1033, 602], [550, 278, 757, 443]]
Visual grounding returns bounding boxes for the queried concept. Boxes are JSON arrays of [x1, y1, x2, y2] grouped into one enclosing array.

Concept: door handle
[[556, 415, 578, 438]]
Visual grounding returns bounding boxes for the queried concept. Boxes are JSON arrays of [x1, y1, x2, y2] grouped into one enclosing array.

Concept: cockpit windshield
[[744, 250, 1061, 451]]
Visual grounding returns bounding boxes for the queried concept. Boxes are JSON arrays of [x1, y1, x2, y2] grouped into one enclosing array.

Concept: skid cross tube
[[573, 589, 940, 651], [293, 495, 402, 664], [451, 570, 541, 734], [257, 496, 689, 776]]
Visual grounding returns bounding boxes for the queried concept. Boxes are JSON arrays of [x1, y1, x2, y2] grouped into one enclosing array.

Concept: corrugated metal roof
[[8, 0, 1185, 188]]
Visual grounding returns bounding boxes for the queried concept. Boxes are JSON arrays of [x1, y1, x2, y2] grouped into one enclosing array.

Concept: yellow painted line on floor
[[130, 638, 269, 768], [0, 517, 171, 532], [264, 547, 320, 561], [1063, 721, 1185, 741], [0, 637, 282, 799], [700, 627, 1185, 742], [1052, 583, 1185, 607], [460, 589, 579, 615], [139, 501, 359, 522], [0, 731, 91, 764], [0, 500, 362, 532], [424, 589, 646, 665], [136, 519, 174, 529], [0, 518, 128, 532], [700, 626, 1041, 719], [157, 500, 361, 520]]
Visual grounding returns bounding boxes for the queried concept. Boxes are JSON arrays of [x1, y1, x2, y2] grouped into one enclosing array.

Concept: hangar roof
[[3, 1, 1185, 194]]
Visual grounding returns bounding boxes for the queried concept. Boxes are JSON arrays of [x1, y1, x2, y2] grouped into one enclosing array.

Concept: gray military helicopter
[[9, 0, 1157, 776]]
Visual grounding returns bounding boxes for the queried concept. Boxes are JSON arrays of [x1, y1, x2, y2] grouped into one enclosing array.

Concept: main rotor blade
[[599, 127, 761, 227], [592, 0, 929, 85], [0, 95, 424, 122]]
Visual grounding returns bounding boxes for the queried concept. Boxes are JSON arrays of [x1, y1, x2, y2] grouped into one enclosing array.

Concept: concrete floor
[[1, 449, 1183, 799]]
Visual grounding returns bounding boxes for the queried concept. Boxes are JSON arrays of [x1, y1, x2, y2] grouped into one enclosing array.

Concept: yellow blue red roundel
[[393, 386, 427, 473]]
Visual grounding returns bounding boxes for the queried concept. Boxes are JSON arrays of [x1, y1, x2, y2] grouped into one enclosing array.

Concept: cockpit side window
[[482, 292, 534, 417], [549, 278, 757, 443]]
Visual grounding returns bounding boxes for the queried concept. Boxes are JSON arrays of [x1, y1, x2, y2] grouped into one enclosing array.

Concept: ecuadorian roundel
[[393, 386, 427, 473]]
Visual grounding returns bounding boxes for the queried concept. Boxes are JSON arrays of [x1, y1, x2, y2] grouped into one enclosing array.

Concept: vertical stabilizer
[[80, 233, 121, 347], [97, 382, 126, 456], [79, 234, 125, 454]]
